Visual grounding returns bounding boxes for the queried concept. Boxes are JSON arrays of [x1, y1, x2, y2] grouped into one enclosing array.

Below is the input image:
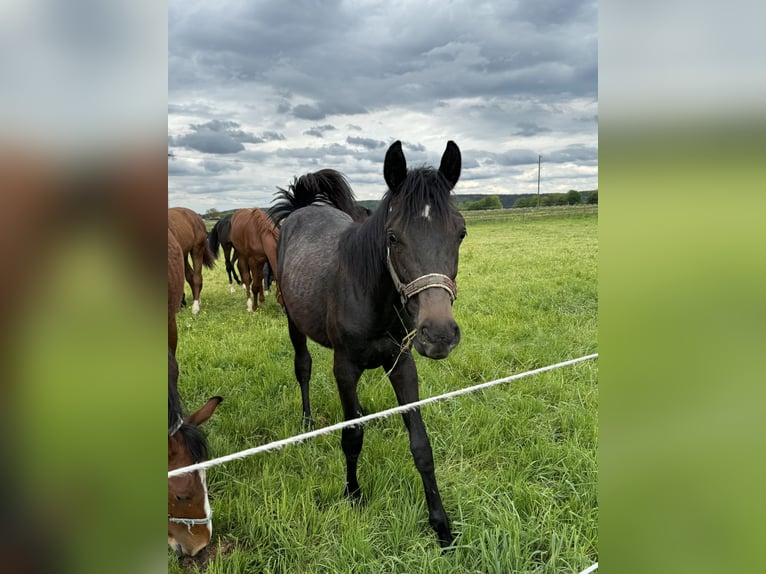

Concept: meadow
[[170, 205, 598, 573]]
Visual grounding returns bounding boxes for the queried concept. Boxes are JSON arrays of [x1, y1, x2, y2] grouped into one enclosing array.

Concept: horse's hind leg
[[237, 257, 253, 311], [287, 317, 313, 427], [182, 257, 194, 309], [385, 354, 453, 548], [189, 247, 204, 314], [333, 353, 364, 500]]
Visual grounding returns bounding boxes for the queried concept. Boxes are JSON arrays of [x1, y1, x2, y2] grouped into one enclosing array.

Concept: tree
[[463, 195, 502, 211], [586, 190, 598, 204], [205, 208, 221, 220], [513, 196, 534, 208], [566, 190, 582, 205]]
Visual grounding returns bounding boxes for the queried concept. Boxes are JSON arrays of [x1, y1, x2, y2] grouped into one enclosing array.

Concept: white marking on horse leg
[[242, 283, 247, 292], [192, 300, 201, 314], [230, 284, 235, 294], [421, 204, 431, 220], [247, 298, 253, 312]]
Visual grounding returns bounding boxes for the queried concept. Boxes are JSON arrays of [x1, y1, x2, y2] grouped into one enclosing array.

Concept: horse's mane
[[249, 208, 280, 239], [339, 166, 457, 295], [267, 169, 358, 224]]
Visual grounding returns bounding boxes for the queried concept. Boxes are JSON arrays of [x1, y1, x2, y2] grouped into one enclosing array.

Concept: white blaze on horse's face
[[421, 204, 431, 220]]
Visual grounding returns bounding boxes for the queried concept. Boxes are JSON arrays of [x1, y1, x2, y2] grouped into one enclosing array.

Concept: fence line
[[578, 562, 598, 574], [169, 353, 597, 478]]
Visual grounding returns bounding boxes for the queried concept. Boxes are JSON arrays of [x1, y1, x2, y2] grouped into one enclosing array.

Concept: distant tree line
[[199, 189, 597, 220], [513, 189, 597, 208]]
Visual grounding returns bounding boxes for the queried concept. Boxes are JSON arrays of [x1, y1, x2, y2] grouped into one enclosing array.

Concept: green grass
[[171, 206, 598, 573]]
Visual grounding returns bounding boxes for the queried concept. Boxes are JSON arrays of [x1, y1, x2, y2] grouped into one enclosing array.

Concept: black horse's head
[[383, 141, 466, 359]]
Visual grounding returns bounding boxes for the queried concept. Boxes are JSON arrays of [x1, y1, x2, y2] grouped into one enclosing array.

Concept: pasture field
[[170, 205, 598, 573]]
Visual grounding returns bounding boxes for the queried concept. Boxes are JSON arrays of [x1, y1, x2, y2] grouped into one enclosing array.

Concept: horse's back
[[169, 207, 206, 251], [278, 206, 353, 346]]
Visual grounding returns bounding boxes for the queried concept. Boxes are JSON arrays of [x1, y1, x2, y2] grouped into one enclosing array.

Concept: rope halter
[[168, 510, 213, 533], [386, 247, 457, 307], [169, 415, 184, 437]]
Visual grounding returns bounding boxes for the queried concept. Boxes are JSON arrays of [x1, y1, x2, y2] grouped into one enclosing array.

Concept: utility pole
[[537, 155, 541, 207]]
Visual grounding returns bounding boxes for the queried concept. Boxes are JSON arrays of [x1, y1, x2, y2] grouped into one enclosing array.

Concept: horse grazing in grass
[[229, 208, 280, 312], [267, 141, 466, 547], [168, 349, 222, 558], [168, 207, 216, 314], [207, 214, 241, 293]]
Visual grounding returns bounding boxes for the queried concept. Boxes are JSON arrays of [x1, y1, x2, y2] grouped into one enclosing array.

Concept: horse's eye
[[459, 229, 467, 241], [387, 232, 398, 246]]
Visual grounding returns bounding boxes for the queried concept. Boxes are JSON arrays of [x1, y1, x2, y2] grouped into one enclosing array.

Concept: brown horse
[[168, 229, 185, 355], [168, 207, 216, 314], [229, 208, 280, 312], [168, 349, 222, 558]]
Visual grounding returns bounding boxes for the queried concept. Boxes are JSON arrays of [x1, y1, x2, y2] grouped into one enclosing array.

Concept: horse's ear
[[185, 396, 223, 427], [384, 140, 407, 193], [439, 141, 461, 189]]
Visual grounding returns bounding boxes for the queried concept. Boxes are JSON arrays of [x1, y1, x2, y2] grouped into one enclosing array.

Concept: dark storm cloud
[[304, 124, 336, 138], [513, 121, 552, 137], [404, 142, 426, 153], [170, 119, 263, 154], [202, 159, 244, 173], [262, 131, 286, 141], [346, 136, 386, 150], [169, 0, 597, 108], [168, 0, 598, 209], [546, 143, 598, 164]]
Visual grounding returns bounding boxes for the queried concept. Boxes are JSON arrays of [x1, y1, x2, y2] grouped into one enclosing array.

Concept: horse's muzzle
[[414, 320, 461, 359]]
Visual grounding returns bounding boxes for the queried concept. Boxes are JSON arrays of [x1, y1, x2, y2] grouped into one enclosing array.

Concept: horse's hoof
[[437, 530, 455, 550], [345, 486, 363, 505]]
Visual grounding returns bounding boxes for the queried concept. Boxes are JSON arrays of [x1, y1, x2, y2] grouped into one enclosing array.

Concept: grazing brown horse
[[229, 208, 280, 312], [168, 229, 185, 355], [168, 207, 216, 314], [168, 349, 222, 558]]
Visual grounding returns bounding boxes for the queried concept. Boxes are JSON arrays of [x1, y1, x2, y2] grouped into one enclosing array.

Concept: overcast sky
[[168, 0, 597, 212]]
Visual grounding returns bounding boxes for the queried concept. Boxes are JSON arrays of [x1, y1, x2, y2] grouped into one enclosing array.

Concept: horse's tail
[[203, 239, 216, 269], [267, 169, 358, 224], [263, 261, 273, 291], [207, 221, 221, 258]]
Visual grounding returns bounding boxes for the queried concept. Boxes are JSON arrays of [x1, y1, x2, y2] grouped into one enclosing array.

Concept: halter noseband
[[168, 510, 213, 532], [386, 247, 457, 306]]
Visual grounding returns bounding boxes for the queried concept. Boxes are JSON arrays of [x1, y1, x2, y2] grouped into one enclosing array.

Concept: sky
[[168, 0, 598, 212]]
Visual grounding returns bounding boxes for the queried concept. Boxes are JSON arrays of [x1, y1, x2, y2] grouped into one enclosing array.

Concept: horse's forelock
[[178, 423, 210, 464], [388, 167, 456, 226]]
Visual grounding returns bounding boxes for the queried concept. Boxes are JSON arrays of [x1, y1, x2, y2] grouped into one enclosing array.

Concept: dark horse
[[168, 349, 222, 557], [230, 208, 281, 312], [207, 214, 241, 292], [268, 141, 466, 547], [168, 207, 216, 314]]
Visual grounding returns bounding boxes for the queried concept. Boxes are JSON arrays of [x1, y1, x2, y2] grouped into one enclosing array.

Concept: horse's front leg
[[333, 353, 364, 500], [384, 353, 454, 547]]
